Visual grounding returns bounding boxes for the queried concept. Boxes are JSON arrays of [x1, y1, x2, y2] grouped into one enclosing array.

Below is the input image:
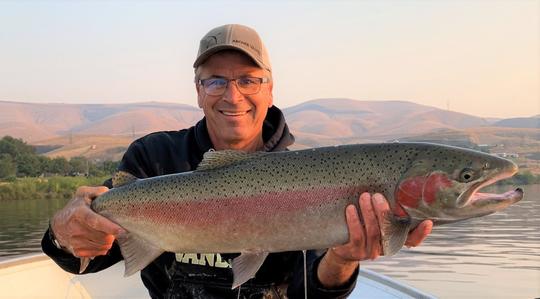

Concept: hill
[[1, 99, 538, 173], [0, 101, 203, 142], [33, 135, 135, 161], [493, 115, 539, 129], [284, 98, 491, 148]]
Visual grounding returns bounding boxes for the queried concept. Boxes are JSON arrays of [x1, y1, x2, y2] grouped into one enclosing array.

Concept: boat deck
[[0, 254, 435, 298]]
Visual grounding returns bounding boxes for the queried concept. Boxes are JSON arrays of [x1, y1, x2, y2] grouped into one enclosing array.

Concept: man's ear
[[196, 83, 203, 108], [268, 81, 274, 107]]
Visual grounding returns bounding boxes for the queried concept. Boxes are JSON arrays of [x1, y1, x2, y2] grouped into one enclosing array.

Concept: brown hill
[[33, 135, 136, 161], [0, 101, 86, 141], [1, 99, 538, 168], [284, 98, 491, 145], [0, 101, 202, 142]]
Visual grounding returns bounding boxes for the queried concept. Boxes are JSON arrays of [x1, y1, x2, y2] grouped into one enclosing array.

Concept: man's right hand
[[50, 186, 125, 258]]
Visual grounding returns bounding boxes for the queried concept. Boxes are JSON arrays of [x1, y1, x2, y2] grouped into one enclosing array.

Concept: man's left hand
[[317, 192, 433, 288]]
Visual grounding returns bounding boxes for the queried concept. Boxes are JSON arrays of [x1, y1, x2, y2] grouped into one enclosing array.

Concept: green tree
[[102, 160, 120, 175], [15, 154, 41, 177], [69, 156, 88, 175], [47, 157, 71, 175], [0, 136, 35, 157], [0, 153, 16, 178]]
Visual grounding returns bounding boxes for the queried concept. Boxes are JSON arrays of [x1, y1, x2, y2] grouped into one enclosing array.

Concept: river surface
[[0, 185, 538, 298]]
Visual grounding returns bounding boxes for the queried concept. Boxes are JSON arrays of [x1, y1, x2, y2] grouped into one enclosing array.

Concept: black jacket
[[42, 106, 357, 299]]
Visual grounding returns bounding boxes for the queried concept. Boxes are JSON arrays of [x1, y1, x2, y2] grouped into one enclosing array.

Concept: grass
[[0, 176, 108, 200]]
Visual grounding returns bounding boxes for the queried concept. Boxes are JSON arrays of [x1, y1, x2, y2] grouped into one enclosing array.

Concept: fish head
[[393, 144, 523, 225]]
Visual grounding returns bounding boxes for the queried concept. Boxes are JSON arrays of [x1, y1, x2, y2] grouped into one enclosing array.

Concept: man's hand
[[50, 186, 125, 258], [317, 192, 433, 288]]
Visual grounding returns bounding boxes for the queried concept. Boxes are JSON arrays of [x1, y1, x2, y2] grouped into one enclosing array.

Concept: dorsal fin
[[112, 171, 139, 188], [196, 150, 267, 171]]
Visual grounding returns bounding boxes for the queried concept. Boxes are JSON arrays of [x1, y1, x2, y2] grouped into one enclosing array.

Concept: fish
[[80, 142, 523, 288]]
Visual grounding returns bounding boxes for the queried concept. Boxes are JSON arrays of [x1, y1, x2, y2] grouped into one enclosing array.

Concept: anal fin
[[79, 256, 93, 273], [116, 232, 164, 276], [231, 251, 269, 289]]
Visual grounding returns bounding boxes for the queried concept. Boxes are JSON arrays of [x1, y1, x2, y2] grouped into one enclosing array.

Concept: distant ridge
[[493, 115, 539, 129], [283, 98, 491, 147], [0, 100, 203, 142], [1, 99, 538, 163]]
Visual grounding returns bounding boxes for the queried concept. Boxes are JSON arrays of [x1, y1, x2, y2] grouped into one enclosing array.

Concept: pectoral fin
[[381, 215, 412, 256], [116, 232, 164, 276], [231, 251, 269, 289]]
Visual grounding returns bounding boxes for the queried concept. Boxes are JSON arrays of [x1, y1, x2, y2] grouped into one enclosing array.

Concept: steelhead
[[82, 142, 523, 288]]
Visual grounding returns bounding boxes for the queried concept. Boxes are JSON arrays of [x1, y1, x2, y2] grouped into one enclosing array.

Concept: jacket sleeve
[[41, 138, 149, 274], [287, 250, 358, 299]]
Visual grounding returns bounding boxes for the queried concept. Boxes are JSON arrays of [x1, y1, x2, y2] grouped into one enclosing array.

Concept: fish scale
[[84, 142, 523, 289]]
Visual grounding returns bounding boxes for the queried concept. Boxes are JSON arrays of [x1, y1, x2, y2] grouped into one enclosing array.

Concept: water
[[0, 197, 69, 258], [0, 186, 538, 298]]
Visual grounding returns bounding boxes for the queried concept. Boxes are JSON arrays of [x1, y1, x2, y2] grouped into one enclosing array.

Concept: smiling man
[[42, 24, 432, 299], [195, 51, 273, 152]]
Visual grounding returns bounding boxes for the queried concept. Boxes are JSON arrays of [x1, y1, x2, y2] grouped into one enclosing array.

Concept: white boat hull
[[0, 254, 435, 298]]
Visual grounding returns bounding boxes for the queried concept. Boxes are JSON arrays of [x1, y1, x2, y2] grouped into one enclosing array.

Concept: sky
[[0, 0, 538, 118]]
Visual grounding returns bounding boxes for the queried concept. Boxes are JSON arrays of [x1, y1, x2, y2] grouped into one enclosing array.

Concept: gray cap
[[193, 24, 272, 72]]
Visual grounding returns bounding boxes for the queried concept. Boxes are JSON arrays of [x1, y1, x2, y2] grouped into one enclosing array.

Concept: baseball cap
[[193, 24, 272, 72]]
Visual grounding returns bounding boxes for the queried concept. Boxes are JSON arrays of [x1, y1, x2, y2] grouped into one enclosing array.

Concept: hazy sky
[[0, 0, 538, 118]]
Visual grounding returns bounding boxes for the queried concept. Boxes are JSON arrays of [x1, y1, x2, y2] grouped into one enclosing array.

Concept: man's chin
[[220, 131, 249, 143]]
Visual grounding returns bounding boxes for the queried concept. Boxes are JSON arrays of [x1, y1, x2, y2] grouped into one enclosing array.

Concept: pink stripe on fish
[[123, 185, 357, 228]]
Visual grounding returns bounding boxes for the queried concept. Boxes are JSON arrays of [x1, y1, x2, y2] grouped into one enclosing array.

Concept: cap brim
[[193, 45, 268, 70]]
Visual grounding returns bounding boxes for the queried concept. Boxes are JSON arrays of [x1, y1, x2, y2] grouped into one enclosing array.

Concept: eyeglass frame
[[196, 76, 270, 96]]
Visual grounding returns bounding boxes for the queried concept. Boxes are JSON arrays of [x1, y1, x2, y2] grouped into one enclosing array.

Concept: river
[[0, 185, 538, 298]]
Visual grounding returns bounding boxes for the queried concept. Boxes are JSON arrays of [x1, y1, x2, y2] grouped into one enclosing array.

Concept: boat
[[0, 253, 435, 298]]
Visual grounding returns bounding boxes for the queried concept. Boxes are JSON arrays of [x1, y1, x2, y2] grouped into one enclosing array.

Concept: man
[[42, 24, 432, 298]]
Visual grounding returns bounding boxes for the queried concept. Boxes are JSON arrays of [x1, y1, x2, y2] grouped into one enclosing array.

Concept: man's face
[[196, 51, 273, 150]]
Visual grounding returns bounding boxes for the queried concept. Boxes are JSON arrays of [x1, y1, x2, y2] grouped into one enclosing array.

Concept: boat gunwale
[[0, 253, 50, 270], [1, 253, 436, 298]]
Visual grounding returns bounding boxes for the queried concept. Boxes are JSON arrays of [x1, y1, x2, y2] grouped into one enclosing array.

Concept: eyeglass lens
[[203, 77, 262, 95]]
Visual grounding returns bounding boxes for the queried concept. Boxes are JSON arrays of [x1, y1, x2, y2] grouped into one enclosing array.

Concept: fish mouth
[[456, 163, 522, 208], [469, 188, 523, 206]]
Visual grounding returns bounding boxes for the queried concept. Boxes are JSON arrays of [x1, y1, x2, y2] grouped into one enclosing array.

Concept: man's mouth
[[220, 110, 250, 116]]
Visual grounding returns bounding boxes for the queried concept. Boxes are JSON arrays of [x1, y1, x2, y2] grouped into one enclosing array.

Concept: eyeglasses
[[197, 76, 269, 96]]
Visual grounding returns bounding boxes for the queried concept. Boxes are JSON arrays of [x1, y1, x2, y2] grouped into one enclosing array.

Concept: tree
[[15, 154, 41, 177], [0, 136, 35, 158], [69, 156, 88, 175], [0, 154, 16, 178], [102, 160, 120, 175], [46, 157, 71, 175]]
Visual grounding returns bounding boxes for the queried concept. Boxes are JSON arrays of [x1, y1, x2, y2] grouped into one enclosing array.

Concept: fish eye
[[459, 168, 475, 182], [483, 162, 490, 169]]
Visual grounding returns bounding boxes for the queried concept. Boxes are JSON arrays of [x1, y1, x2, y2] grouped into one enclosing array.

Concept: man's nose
[[222, 81, 244, 103]]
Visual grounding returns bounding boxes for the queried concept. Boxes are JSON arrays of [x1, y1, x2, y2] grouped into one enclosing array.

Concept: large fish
[[82, 143, 523, 288]]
